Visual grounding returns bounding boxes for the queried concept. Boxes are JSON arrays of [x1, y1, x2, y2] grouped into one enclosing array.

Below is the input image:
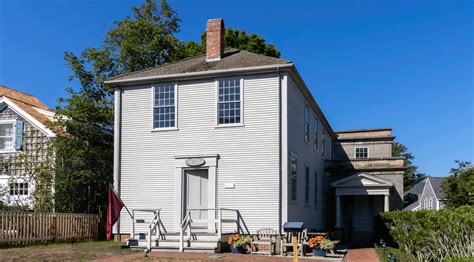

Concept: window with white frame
[[314, 171, 318, 207], [321, 129, 326, 156], [355, 147, 369, 159], [0, 120, 23, 151], [9, 182, 28, 196], [429, 197, 433, 210], [290, 154, 297, 202], [423, 199, 428, 209], [0, 122, 15, 151], [304, 105, 310, 143], [153, 84, 176, 129], [218, 79, 241, 125], [305, 165, 310, 205], [313, 117, 318, 151]]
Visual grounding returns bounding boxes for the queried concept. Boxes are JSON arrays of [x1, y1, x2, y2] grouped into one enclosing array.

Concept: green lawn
[[0, 241, 141, 261], [375, 247, 417, 262]]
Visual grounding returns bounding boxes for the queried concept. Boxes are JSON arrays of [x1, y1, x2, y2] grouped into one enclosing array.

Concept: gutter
[[113, 87, 122, 235], [277, 66, 282, 235]]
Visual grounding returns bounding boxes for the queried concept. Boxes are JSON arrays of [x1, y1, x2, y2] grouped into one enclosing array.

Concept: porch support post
[[384, 194, 390, 212], [335, 194, 342, 228]]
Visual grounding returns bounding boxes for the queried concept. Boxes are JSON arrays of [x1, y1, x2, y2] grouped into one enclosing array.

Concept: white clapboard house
[[105, 18, 405, 251]]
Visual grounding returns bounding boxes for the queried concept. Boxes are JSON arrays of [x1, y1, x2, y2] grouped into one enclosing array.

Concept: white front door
[[185, 169, 209, 225]]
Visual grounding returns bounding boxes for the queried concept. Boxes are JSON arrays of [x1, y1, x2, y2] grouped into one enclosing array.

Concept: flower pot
[[230, 245, 246, 254], [312, 246, 326, 257], [230, 245, 239, 254]]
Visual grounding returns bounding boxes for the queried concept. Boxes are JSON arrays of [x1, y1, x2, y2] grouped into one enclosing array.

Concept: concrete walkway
[[344, 248, 379, 262]]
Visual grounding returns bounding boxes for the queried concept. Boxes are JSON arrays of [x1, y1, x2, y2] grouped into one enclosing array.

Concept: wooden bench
[[280, 229, 308, 256], [251, 228, 276, 256]]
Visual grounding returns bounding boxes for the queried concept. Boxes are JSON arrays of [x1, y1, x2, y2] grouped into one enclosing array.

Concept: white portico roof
[[331, 173, 393, 196]]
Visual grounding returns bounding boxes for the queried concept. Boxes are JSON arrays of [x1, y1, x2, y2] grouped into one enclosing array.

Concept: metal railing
[[179, 208, 249, 252]]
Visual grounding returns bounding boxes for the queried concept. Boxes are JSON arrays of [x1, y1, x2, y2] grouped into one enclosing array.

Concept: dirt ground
[[0, 241, 341, 262], [96, 251, 339, 262]]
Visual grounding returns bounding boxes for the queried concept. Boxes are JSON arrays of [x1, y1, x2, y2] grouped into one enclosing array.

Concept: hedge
[[375, 206, 473, 261]]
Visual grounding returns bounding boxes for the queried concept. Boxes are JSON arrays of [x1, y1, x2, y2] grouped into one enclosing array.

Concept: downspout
[[277, 67, 282, 235], [113, 86, 122, 237]]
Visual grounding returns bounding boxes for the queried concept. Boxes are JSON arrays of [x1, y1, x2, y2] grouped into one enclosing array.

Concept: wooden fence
[[0, 212, 99, 245]]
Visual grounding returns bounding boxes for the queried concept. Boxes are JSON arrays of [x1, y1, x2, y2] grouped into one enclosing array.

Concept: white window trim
[[151, 83, 179, 132], [314, 171, 319, 209], [321, 129, 326, 157], [304, 104, 310, 144], [354, 147, 369, 159], [313, 116, 319, 153], [304, 163, 310, 206], [215, 78, 244, 128], [0, 119, 18, 153], [289, 152, 298, 205]]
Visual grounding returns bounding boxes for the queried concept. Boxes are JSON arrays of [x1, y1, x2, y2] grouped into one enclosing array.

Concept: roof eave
[[104, 63, 294, 87]]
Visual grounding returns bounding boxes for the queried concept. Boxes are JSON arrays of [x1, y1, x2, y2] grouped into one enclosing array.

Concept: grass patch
[[0, 240, 141, 261], [376, 246, 417, 262]]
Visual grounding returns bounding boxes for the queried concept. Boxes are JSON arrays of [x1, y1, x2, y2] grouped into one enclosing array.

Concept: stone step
[[156, 239, 218, 249]]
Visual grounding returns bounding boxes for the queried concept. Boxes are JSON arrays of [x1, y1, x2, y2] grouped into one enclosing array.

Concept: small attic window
[[355, 147, 369, 159]]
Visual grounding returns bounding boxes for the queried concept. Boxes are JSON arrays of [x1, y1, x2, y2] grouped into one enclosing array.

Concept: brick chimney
[[206, 18, 224, 62]]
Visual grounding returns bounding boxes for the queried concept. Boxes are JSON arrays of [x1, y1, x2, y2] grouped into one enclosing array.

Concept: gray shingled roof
[[107, 49, 292, 82], [404, 200, 420, 211], [404, 179, 426, 197], [429, 177, 446, 200]]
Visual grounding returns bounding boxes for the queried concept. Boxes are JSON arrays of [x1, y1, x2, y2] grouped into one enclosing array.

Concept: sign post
[[283, 222, 304, 262]]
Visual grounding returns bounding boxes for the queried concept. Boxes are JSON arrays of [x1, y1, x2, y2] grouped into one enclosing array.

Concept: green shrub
[[377, 206, 473, 261]]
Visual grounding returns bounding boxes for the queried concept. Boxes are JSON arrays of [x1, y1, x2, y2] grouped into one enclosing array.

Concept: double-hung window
[[218, 79, 241, 125], [153, 84, 176, 129], [304, 105, 310, 143], [321, 129, 326, 157], [0, 120, 23, 151], [355, 147, 369, 159], [290, 154, 298, 202], [305, 165, 310, 205], [314, 171, 318, 207], [313, 117, 318, 151]]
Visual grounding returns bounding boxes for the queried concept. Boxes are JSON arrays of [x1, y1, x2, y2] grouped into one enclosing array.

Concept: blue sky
[[0, 0, 472, 176]]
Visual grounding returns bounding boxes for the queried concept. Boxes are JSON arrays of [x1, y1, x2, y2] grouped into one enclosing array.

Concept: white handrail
[[179, 210, 192, 252], [178, 208, 249, 252], [147, 209, 162, 249]]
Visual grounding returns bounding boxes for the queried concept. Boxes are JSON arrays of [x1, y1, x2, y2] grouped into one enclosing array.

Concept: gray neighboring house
[[0, 86, 56, 208], [105, 18, 406, 250], [404, 177, 446, 211]]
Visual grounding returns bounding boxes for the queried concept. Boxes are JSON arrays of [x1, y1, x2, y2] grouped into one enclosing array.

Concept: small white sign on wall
[[224, 183, 235, 189]]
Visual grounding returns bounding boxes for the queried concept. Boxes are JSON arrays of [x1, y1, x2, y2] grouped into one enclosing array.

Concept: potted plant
[[227, 234, 251, 254], [320, 239, 335, 255], [307, 235, 326, 257]]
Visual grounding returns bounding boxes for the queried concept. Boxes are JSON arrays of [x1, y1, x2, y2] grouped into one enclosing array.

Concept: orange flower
[[227, 234, 240, 245], [307, 235, 325, 248]]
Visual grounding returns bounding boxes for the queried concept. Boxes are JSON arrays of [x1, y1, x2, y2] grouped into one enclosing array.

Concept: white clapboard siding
[[286, 75, 331, 230], [119, 73, 281, 234]]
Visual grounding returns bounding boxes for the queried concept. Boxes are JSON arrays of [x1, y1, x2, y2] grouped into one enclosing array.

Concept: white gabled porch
[[331, 173, 393, 241]]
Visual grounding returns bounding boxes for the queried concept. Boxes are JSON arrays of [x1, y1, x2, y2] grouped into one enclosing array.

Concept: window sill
[[0, 150, 18, 153], [214, 123, 245, 129], [151, 127, 179, 132]]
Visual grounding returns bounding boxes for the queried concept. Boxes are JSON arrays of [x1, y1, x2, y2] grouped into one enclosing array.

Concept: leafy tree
[[48, 0, 282, 213], [191, 27, 281, 58], [442, 161, 474, 208], [51, 0, 181, 213], [392, 142, 427, 190]]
